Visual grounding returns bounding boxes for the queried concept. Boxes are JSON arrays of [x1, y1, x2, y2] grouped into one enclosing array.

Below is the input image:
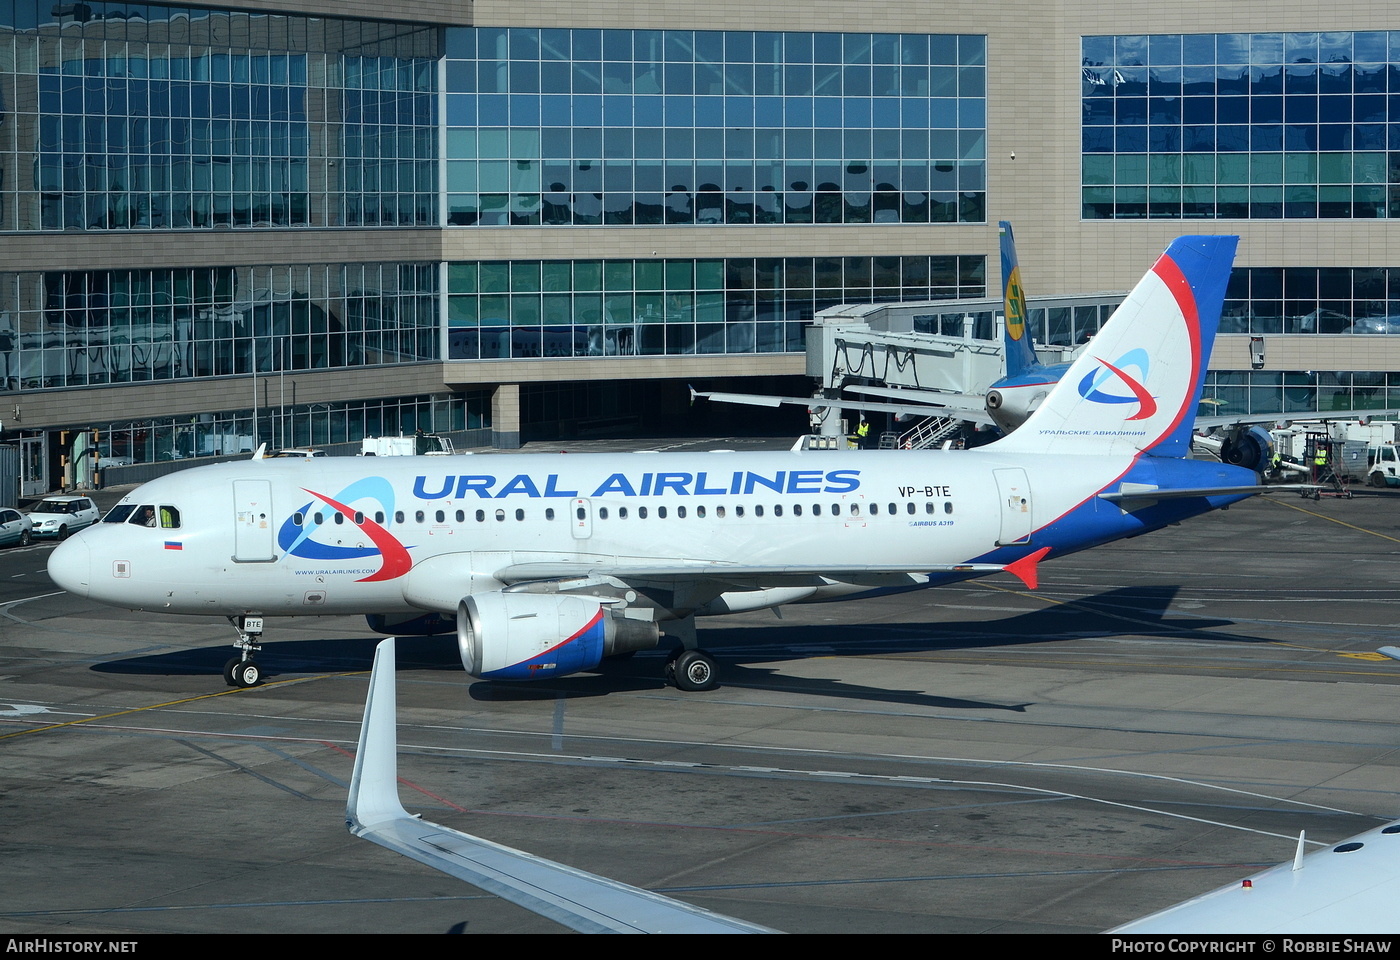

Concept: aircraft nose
[[48, 537, 90, 596]]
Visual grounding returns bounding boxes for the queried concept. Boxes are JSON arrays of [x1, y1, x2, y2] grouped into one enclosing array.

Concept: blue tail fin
[[992, 235, 1238, 459], [999, 221, 1040, 379]]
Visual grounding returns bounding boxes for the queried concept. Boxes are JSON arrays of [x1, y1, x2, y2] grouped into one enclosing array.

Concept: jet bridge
[[803, 292, 1125, 437]]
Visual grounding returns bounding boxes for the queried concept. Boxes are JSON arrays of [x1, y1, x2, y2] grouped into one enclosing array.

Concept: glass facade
[[0, 1, 438, 231], [446, 255, 986, 360], [2, 262, 438, 390], [1082, 31, 1400, 219], [445, 28, 987, 226], [1203, 370, 1400, 416], [1222, 265, 1400, 333], [96, 391, 489, 464]]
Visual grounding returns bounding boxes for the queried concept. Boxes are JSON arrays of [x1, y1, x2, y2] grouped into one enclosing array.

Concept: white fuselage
[[47, 447, 1170, 620]]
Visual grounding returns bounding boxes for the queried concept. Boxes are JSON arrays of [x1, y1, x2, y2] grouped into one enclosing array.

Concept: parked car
[[27, 496, 101, 540], [0, 508, 32, 546]]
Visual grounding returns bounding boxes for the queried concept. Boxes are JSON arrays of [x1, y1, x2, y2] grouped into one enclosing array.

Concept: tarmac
[[2, 437, 1399, 934]]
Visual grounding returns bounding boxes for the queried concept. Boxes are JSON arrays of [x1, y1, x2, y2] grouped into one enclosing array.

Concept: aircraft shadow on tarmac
[[88, 585, 1271, 713]]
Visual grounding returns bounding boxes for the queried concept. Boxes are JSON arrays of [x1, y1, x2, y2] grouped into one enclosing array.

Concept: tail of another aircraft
[[999, 221, 1040, 379], [991, 235, 1238, 459]]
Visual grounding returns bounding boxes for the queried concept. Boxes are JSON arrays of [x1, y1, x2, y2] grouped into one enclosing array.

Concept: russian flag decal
[[164, 541, 182, 550]]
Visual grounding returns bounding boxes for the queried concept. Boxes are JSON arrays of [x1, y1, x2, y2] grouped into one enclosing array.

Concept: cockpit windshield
[[103, 504, 180, 528]]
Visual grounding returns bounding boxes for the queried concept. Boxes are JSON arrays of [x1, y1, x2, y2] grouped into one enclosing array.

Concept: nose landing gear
[[223, 615, 265, 688]]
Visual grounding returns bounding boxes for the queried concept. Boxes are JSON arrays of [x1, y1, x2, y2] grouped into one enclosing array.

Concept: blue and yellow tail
[[999, 221, 1040, 380], [993, 235, 1238, 459]]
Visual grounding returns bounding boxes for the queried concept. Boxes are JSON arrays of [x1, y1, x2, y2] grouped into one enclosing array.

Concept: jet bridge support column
[[491, 383, 520, 450]]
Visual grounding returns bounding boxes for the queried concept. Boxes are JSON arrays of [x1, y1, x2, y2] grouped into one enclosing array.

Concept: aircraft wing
[[690, 386, 997, 425], [1110, 821, 1400, 934], [494, 551, 1053, 592], [347, 638, 779, 934]]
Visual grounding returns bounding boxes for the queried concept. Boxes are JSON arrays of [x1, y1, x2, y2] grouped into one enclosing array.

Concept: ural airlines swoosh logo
[[276, 477, 412, 582], [1076, 348, 1158, 421]]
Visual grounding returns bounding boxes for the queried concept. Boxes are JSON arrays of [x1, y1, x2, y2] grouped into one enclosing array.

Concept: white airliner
[[48, 235, 1271, 691]]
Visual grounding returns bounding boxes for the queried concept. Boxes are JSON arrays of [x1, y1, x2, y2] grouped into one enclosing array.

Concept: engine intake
[[457, 592, 659, 680]]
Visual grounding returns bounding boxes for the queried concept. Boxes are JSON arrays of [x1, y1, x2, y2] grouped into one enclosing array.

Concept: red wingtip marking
[[1003, 547, 1052, 590]]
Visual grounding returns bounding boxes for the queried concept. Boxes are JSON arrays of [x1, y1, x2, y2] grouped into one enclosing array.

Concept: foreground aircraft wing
[[1111, 820, 1400, 934], [346, 639, 778, 934]]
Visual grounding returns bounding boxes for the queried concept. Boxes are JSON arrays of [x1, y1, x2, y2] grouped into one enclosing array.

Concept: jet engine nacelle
[[1218, 425, 1274, 473], [985, 386, 1048, 433], [457, 592, 660, 681]]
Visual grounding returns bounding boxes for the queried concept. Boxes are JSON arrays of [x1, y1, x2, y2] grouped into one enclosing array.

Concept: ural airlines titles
[[410, 468, 868, 500]]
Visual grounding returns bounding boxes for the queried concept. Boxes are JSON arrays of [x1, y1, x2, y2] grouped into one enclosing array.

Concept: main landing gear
[[665, 647, 718, 691], [659, 617, 719, 691], [223, 615, 265, 688]]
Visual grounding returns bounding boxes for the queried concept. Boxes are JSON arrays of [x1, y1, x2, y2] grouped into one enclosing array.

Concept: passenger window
[[435, 510, 445, 523], [159, 506, 181, 529], [735, 505, 744, 517], [313, 511, 324, 525], [599, 507, 609, 519], [755, 505, 764, 517], [677, 506, 687, 518], [639, 506, 648, 519], [870, 503, 879, 515], [515, 508, 525, 521], [334, 513, 344, 524], [395, 510, 405, 524], [773, 505, 782, 517], [696, 505, 706, 518], [619, 507, 628, 519], [495, 509, 506, 521], [354, 511, 365, 525], [476, 509, 486, 522], [812, 504, 821, 516], [944, 502, 953, 514], [926, 502, 935, 514], [455, 510, 465, 522], [907, 502, 915, 515], [658, 506, 668, 518], [375, 511, 385, 524], [716, 506, 726, 518], [415, 510, 425, 523], [850, 504, 861, 516], [546, 508, 555, 520], [793, 504, 802, 516]]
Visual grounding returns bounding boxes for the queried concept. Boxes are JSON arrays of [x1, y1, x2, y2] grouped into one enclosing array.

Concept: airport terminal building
[[2, 0, 1399, 493]]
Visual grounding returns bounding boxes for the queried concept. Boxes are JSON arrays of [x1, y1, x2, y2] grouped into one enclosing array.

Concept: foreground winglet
[[1002, 547, 1051, 590], [346, 639, 779, 934]]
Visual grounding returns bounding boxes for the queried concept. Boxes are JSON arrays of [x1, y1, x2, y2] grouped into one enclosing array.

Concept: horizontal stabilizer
[[347, 639, 778, 934], [1098, 484, 1314, 504]]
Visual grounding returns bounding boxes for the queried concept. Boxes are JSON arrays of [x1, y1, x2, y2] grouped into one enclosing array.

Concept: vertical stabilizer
[[999, 221, 1040, 379], [991, 235, 1238, 458]]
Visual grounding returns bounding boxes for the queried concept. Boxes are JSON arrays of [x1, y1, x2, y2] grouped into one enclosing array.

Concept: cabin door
[[233, 479, 276, 561], [993, 468, 1033, 546]]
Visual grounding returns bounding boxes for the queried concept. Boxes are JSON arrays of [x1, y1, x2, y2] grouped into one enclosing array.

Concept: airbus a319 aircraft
[[49, 235, 1269, 691]]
